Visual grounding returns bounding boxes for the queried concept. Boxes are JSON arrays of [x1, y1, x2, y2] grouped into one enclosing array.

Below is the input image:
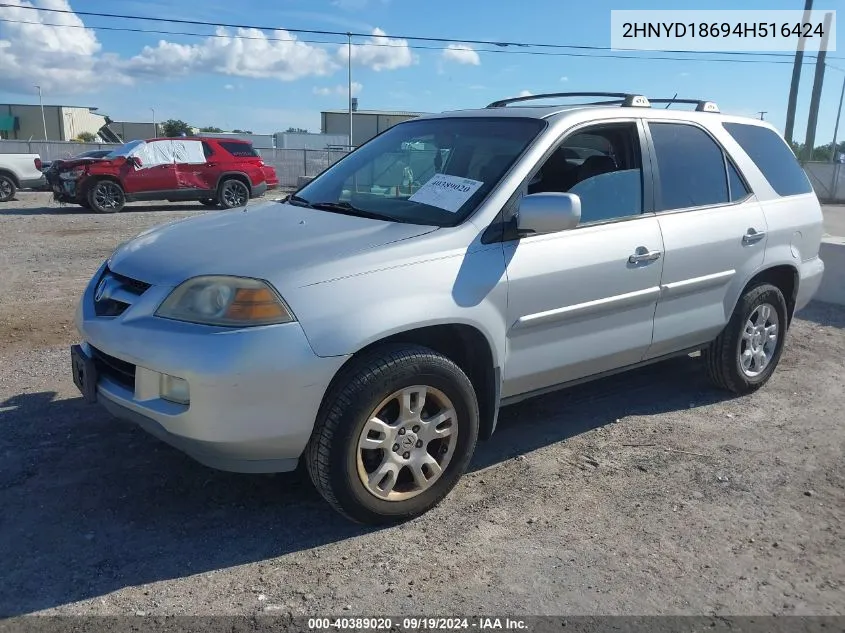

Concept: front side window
[[528, 123, 644, 224], [294, 117, 545, 226], [649, 123, 729, 211]]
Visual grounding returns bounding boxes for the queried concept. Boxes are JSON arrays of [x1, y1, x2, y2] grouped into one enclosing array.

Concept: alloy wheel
[[738, 302, 780, 377], [222, 181, 248, 207], [356, 385, 458, 502], [93, 182, 123, 210]]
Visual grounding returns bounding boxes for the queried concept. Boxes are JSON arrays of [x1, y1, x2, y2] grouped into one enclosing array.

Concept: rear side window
[[649, 122, 729, 211], [219, 141, 259, 157], [722, 122, 812, 197]]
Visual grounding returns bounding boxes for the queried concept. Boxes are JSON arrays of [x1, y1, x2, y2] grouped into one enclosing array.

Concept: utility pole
[[757, 111, 767, 120], [151, 108, 156, 138], [347, 32, 353, 150], [785, 0, 814, 145], [35, 85, 48, 140], [803, 11, 834, 162], [829, 65, 845, 162]]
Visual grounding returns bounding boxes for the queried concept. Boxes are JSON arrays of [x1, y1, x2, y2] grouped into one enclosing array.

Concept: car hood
[[107, 200, 438, 289], [55, 157, 113, 170]]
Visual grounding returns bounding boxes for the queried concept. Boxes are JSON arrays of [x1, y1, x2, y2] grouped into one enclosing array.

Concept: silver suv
[[71, 92, 825, 524]]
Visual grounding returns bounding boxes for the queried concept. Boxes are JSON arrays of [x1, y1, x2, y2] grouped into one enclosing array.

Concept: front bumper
[[73, 263, 348, 472]]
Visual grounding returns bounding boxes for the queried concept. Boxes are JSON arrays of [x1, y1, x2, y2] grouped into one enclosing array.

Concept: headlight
[[155, 276, 295, 327], [59, 167, 85, 180]]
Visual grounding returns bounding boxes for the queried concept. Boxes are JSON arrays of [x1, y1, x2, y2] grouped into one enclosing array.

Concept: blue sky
[[0, 0, 842, 144]]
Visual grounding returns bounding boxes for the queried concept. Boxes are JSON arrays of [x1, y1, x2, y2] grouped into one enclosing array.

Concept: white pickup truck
[[0, 153, 46, 202]]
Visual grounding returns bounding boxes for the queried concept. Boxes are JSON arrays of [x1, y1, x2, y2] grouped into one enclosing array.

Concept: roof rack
[[486, 92, 651, 109], [646, 98, 720, 113]]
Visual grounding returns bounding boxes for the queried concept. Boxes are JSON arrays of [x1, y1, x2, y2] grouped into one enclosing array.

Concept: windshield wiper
[[284, 194, 313, 208], [309, 201, 395, 222]]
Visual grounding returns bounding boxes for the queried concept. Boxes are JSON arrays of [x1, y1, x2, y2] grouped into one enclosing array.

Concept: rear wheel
[[218, 179, 249, 209], [703, 283, 788, 394], [306, 344, 479, 525], [0, 174, 16, 203], [87, 180, 125, 213]]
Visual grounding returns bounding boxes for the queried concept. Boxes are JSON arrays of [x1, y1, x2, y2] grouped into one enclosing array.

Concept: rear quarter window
[[218, 141, 259, 158], [722, 123, 812, 197]]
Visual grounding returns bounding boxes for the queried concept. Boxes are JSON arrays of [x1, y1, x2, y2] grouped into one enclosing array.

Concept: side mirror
[[516, 192, 581, 237]]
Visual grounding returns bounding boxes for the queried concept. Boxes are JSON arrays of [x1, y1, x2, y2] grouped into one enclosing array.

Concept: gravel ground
[[1, 192, 844, 618]]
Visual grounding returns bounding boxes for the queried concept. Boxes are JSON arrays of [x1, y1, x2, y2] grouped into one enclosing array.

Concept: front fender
[[285, 245, 510, 369]]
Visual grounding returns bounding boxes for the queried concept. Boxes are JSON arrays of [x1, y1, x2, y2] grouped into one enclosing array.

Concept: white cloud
[[560, 76, 569, 82], [442, 44, 480, 66], [338, 28, 415, 71], [313, 82, 362, 96], [224, 83, 234, 90], [124, 27, 338, 81], [519, 90, 534, 97], [0, 0, 126, 93]]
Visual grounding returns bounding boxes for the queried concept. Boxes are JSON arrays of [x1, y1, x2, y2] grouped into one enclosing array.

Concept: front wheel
[[87, 180, 125, 213], [218, 179, 250, 209], [306, 344, 479, 525], [703, 282, 788, 394], [0, 174, 16, 203]]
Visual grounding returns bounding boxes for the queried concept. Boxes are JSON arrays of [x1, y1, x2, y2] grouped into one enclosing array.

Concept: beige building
[[321, 109, 424, 148], [0, 103, 107, 141]]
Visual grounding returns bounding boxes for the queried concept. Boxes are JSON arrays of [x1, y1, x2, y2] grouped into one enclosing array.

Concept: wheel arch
[[0, 169, 20, 188], [321, 323, 502, 442], [739, 264, 799, 325], [215, 171, 252, 194]]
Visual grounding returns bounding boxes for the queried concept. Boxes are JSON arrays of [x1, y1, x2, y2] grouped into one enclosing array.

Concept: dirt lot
[[1, 192, 844, 617]]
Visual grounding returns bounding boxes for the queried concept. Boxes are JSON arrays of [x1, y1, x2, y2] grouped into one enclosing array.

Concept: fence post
[[303, 150, 308, 177], [834, 163, 841, 202]]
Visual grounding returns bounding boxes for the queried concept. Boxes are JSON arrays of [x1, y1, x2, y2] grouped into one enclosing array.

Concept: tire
[[0, 174, 16, 203], [87, 180, 125, 213], [199, 198, 219, 207], [218, 178, 250, 209], [306, 344, 479, 525], [703, 282, 788, 394]]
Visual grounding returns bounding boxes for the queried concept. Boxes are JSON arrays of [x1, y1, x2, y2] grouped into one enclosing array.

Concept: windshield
[[105, 140, 145, 158], [294, 117, 545, 226]]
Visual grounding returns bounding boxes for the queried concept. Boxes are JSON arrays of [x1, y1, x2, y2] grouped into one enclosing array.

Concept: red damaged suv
[[49, 137, 279, 213]]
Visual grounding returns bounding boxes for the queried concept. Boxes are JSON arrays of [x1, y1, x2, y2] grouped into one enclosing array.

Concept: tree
[[75, 131, 97, 142], [161, 119, 193, 137], [286, 127, 308, 133], [232, 129, 253, 134], [199, 126, 224, 133]]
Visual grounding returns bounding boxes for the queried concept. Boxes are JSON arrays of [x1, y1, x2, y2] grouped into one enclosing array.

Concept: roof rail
[[649, 98, 720, 113], [486, 92, 651, 109]]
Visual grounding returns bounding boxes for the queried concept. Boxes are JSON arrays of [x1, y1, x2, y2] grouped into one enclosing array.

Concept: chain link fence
[[0, 140, 349, 190]]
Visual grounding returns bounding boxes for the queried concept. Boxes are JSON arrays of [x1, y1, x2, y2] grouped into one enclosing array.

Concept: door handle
[[628, 246, 662, 264], [742, 228, 767, 245]]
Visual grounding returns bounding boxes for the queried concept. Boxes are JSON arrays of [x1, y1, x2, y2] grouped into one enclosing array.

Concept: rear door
[[172, 139, 214, 192], [644, 120, 767, 359]]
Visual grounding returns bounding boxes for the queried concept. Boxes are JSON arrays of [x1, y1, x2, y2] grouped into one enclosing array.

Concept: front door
[[501, 120, 664, 399], [643, 121, 767, 359], [122, 140, 177, 195]]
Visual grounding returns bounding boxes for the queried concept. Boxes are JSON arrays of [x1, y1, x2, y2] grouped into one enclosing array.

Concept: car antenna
[[665, 93, 678, 109]]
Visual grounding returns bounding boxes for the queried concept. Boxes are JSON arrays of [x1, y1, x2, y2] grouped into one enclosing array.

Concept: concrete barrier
[[816, 237, 845, 306]]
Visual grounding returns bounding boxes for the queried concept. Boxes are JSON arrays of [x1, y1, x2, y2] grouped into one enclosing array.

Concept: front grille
[[93, 267, 151, 317], [90, 346, 136, 390]]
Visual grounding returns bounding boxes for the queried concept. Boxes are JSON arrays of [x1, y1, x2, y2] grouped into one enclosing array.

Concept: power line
[[0, 16, 827, 66], [1, 2, 839, 62]]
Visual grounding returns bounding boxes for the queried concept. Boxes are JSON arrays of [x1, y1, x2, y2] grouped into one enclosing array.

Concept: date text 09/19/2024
[[307, 617, 529, 630]]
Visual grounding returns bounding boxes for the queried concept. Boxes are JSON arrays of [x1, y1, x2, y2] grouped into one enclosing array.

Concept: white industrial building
[[0, 103, 106, 141], [321, 109, 425, 148]]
